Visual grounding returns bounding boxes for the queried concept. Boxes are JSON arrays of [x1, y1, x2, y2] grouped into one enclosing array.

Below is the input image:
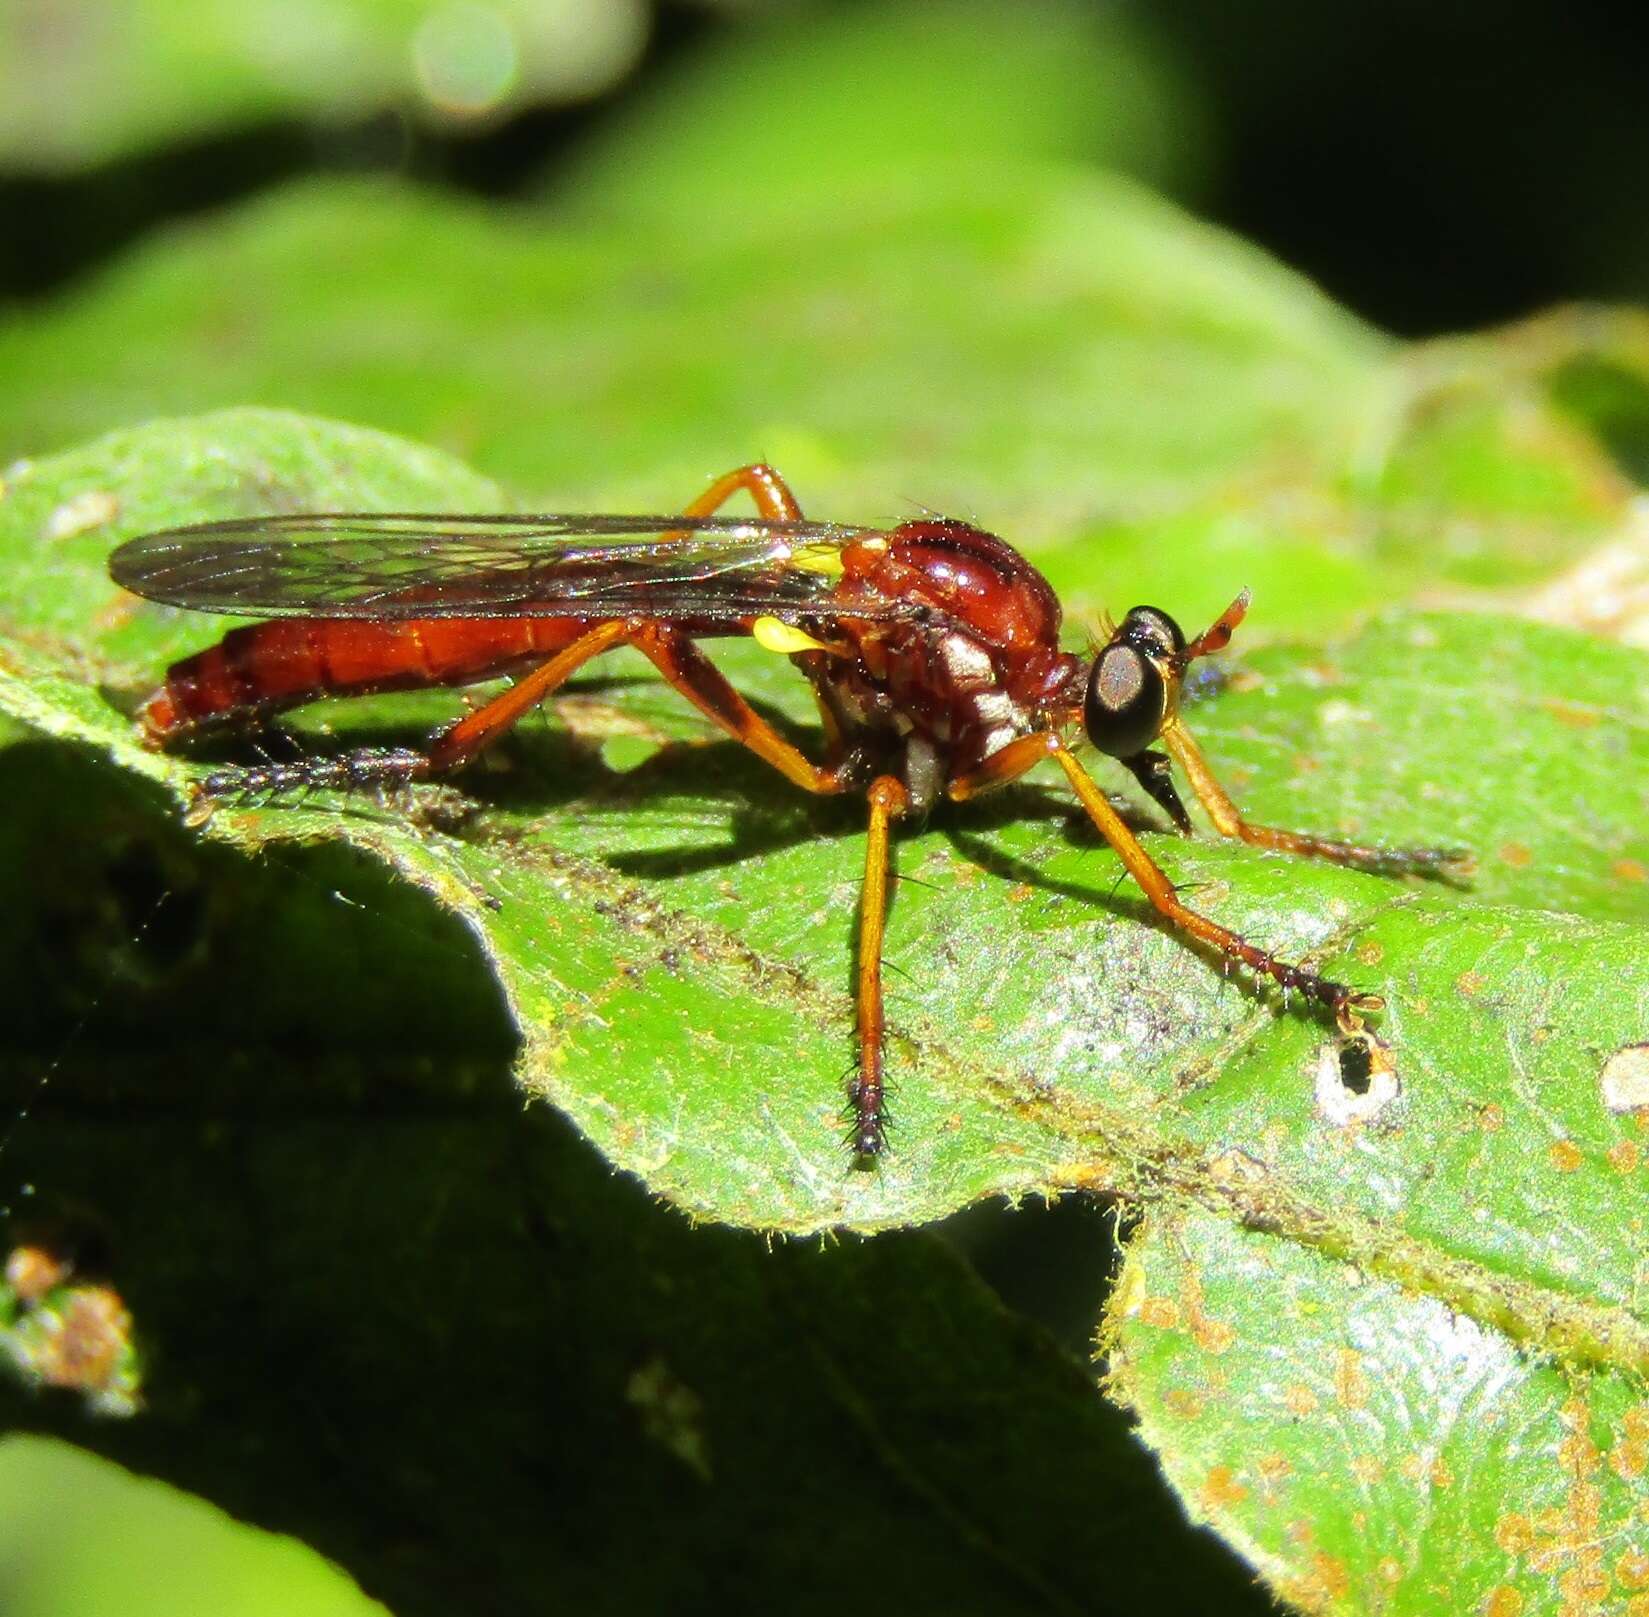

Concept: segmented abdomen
[[140, 615, 591, 740]]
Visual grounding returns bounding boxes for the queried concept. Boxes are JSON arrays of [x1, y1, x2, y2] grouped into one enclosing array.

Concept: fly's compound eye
[[1119, 605, 1185, 660], [1084, 641, 1166, 758]]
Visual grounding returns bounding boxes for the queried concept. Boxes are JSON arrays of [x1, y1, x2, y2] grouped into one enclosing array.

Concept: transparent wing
[[109, 512, 916, 625]]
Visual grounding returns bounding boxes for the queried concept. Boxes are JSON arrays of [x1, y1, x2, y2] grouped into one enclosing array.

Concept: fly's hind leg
[[187, 621, 632, 820], [677, 462, 803, 524]]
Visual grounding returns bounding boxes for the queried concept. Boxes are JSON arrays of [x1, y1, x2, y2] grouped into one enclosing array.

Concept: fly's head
[[1083, 605, 1185, 761], [1080, 591, 1250, 834]]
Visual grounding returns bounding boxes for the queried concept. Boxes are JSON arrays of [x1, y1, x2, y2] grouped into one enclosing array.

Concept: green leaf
[[0, 0, 1182, 181], [0, 0, 651, 172], [2, 408, 1646, 1255], [0, 1437, 387, 1617], [1105, 1207, 1649, 1615]]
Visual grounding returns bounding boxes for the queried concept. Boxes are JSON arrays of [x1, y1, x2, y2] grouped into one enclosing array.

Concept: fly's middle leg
[[850, 775, 910, 1159]]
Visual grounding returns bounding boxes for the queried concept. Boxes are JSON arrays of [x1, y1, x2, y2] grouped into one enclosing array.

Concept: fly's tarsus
[[187, 746, 430, 821]]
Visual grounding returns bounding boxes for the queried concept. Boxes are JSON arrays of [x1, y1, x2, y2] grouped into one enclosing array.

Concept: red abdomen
[[140, 616, 591, 740]]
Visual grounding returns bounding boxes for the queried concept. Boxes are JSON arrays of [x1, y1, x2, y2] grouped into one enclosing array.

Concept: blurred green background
[[6, 0, 1649, 327], [2, 2, 1647, 1613]]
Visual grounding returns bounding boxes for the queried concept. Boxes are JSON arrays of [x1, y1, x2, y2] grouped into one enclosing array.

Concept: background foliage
[[3, 3, 1649, 1614]]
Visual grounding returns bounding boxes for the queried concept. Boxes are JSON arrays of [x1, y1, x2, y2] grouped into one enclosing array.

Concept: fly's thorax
[[845, 519, 1063, 651], [824, 520, 1085, 798]]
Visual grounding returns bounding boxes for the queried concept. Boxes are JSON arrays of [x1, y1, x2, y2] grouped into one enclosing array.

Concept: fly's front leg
[[952, 733, 1380, 1030], [1161, 722, 1473, 880], [187, 622, 632, 820]]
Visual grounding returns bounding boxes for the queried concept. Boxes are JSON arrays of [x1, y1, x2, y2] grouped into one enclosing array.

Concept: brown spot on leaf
[[1495, 1512, 1535, 1555], [1256, 1453, 1291, 1497], [1479, 1103, 1507, 1132], [1614, 859, 1648, 884], [1559, 1563, 1609, 1610], [1611, 1434, 1647, 1481], [1163, 1387, 1205, 1420], [35, 1285, 133, 1397], [93, 590, 142, 632], [1178, 1264, 1236, 1354], [1139, 1296, 1180, 1330], [1549, 1139, 1585, 1173], [1498, 841, 1533, 868], [1356, 937, 1385, 966], [1618, 1549, 1649, 1591], [1609, 1140, 1642, 1175], [1484, 1588, 1524, 1617], [1198, 1465, 1248, 1510], [1283, 1383, 1319, 1417], [1542, 698, 1601, 729], [1208, 1149, 1268, 1185], [43, 488, 119, 541], [1193, 1316, 1236, 1355], [5, 1244, 72, 1305], [1456, 970, 1486, 998], [1306, 1555, 1350, 1604]]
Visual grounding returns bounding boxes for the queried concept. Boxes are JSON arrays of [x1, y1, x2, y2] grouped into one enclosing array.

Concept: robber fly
[[109, 463, 1468, 1158]]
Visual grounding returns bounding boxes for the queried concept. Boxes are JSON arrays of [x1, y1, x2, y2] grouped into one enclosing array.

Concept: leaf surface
[[1106, 1207, 1649, 1614]]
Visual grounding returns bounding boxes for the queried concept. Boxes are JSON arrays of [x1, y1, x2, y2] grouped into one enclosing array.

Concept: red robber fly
[[109, 463, 1468, 1158]]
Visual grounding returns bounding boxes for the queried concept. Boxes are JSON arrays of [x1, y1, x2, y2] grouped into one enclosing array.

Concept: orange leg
[[678, 462, 802, 523], [628, 625, 865, 794], [1160, 721, 1472, 880], [189, 621, 633, 814], [625, 625, 904, 1155], [849, 775, 910, 1157], [1163, 594, 1470, 879], [950, 732, 1380, 1028]]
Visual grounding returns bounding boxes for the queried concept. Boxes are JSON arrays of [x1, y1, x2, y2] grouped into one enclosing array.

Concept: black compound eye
[[1119, 606, 1184, 659], [1084, 643, 1166, 758]]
